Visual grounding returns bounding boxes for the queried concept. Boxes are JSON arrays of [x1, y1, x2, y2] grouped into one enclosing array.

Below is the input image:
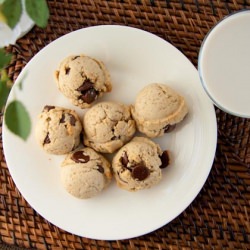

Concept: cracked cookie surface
[[61, 147, 112, 199], [112, 137, 170, 191], [83, 101, 136, 153], [54, 55, 112, 108], [35, 105, 82, 155]]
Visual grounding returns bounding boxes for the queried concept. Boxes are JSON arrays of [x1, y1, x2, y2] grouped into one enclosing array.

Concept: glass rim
[[198, 9, 250, 118]]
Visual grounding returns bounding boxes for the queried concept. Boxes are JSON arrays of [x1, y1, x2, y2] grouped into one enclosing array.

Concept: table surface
[[0, 1, 250, 249]]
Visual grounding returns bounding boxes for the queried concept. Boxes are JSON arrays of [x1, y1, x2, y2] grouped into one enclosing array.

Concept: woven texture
[[1, 0, 250, 249]]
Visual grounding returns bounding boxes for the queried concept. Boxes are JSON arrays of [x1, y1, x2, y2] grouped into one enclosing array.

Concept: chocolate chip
[[72, 56, 80, 60], [111, 135, 120, 140], [65, 67, 70, 75], [119, 152, 133, 171], [79, 88, 97, 104], [160, 150, 170, 168], [131, 163, 150, 181], [59, 114, 65, 123], [77, 79, 94, 92], [97, 165, 104, 174], [43, 133, 51, 144], [71, 151, 90, 163], [69, 114, 76, 126], [120, 152, 129, 167], [60, 113, 76, 125], [43, 105, 55, 112], [163, 124, 176, 133], [77, 79, 98, 104]]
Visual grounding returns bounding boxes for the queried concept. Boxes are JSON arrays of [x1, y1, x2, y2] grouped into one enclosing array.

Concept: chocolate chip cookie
[[35, 105, 82, 155], [131, 83, 188, 137], [83, 101, 136, 153], [112, 137, 170, 191], [54, 55, 112, 108], [61, 147, 112, 199]]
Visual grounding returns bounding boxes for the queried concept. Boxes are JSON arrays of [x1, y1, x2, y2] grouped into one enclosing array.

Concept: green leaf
[[1, 0, 22, 29], [0, 49, 12, 69], [16, 71, 27, 91], [0, 69, 12, 109], [25, 0, 49, 28], [0, 79, 11, 109], [5, 100, 31, 140]]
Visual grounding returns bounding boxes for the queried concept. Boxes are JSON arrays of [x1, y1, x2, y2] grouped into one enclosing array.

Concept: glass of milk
[[198, 10, 250, 118]]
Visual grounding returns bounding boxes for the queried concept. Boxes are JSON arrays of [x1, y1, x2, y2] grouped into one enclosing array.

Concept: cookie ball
[[131, 83, 188, 137], [54, 55, 112, 108], [83, 102, 136, 153], [61, 147, 112, 199], [35, 105, 82, 155], [112, 137, 170, 191]]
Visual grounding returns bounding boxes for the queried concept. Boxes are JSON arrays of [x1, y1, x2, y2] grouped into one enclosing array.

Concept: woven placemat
[[1, 0, 250, 249]]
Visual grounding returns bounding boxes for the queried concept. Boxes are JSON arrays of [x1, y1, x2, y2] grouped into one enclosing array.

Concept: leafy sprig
[[0, 0, 49, 140], [0, 48, 12, 110], [1, 0, 49, 29]]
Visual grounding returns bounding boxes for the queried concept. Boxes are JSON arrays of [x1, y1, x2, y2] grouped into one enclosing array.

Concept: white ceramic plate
[[3, 25, 217, 240]]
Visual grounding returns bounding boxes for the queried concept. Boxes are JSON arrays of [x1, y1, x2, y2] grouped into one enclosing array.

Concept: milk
[[198, 10, 250, 118]]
